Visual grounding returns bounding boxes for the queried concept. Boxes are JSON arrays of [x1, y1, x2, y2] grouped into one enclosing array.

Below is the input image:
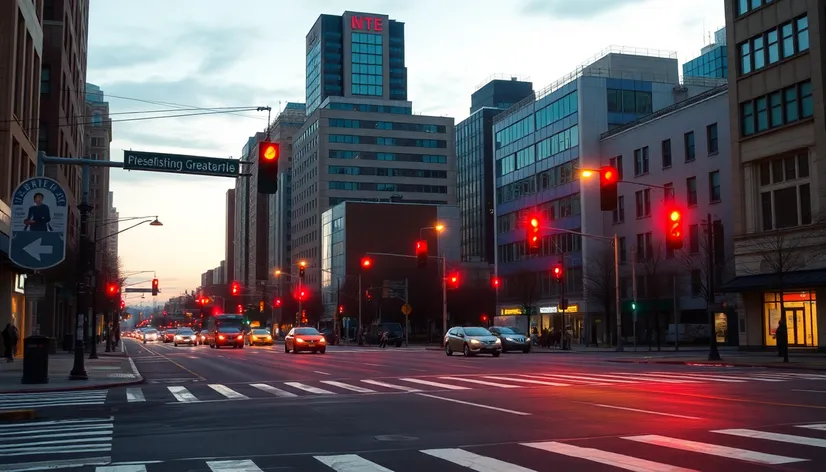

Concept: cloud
[[522, 0, 648, 19]]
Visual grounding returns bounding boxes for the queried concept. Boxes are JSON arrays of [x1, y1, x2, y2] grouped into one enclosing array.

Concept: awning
[[719, 268, 826, 292]]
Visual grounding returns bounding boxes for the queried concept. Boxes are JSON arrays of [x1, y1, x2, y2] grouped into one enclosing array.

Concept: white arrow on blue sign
[[8, 177, 69, 270]]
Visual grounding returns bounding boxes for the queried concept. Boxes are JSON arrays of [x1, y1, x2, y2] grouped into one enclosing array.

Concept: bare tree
[[512, 269, 539, 327], [583, 247, 615, 346], [634, 241, 679, 351]]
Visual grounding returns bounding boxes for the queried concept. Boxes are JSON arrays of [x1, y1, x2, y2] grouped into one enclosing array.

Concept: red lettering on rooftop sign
[[351, 16, 383, 32]]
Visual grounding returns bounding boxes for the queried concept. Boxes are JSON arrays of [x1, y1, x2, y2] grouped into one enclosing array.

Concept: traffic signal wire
[[0, 105, 261, 125]]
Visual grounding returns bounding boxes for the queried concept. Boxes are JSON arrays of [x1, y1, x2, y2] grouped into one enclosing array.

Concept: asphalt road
[[2, 338, 826, 472]]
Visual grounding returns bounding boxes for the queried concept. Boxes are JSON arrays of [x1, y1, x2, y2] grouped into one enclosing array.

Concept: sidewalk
[[604, 350, 826, 371], [0, 345, 144, 395]]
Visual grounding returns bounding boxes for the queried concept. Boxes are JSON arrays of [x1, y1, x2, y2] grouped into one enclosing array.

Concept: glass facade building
[[682, 45, 728, 79]]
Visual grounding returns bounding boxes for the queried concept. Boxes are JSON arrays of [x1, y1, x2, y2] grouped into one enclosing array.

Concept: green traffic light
[[631, 303, 636, 310]]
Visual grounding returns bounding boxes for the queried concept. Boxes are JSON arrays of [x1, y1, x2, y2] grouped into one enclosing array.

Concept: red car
[[210, 327, 244, 349]]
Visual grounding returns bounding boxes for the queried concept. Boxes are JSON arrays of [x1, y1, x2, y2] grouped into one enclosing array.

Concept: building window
[[740, 42, 751, 74], [759, 152, 812, 231], [740, 80, 812, 136], [92, 113, 102, 126], [618, 237, 627, 263], [607, 89, 652, 114], [661, 139, 671, 168], [635, 189, 651, 218], [797, 16, 809, 51], [610, 155, 624, 180], [706, 123, 718, 154], [738, 16, 808, 74], [633, 147, 649, 176], [709, 171, 721, 203], [690, 270, 702, 296], [686, 176, 697, 206], [350, 32, 383, 97], [613, 196, 625, 224], [767, 30, 779, 64], [684, 131, 695, 162], [736, 0, 774, 17], [663, 182, 674, 202], [636, 232, 653, 261], [40, 67, 50, 94], [688, 224, 699, 254]]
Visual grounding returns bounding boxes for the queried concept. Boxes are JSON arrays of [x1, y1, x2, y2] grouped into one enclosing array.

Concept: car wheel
[[523, 347, 531, 353], [292, 348, 299, 354], [174, 343, 177, 347], [319, 349, 326, 354], [445, 344, 453, 356], [492, 351, 501, 357], [463, 344, 471, 357], [239, 344, 244, 349]]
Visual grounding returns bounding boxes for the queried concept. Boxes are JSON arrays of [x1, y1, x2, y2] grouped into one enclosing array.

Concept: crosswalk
[[0, 417, 113, 472], [4, 370, 825, 410], [16, 421, 826, 471]]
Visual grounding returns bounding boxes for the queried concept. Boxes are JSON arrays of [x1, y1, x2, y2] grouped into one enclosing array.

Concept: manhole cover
[[374, 435, 418, 442]]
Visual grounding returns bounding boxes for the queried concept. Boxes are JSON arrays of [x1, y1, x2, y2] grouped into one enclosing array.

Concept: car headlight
[[469, 339, 481, 344], [318, 338, 326, 343], [505, 337, 514, 342], [495, 338, 502, 344]]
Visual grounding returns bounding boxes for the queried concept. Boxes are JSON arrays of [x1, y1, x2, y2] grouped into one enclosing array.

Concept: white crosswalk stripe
[[208, 384, 248, 399], [713, 428, 826, 448], [315, 454, 395, 471], [0, 390, 108, 411], [623, 434, 805, 464], [0, 417, 113, 471]]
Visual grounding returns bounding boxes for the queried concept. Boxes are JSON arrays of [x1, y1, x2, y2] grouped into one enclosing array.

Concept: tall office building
[[84, 84, 113, 255], [225, 188, 236, 285], [683, 27, 728, 79], [292, 11, 456, 304], [492, 47, 721, 343], [457, 77, 533, 262], [107, 191, 118, 260], [0, 0, 44, 356], [723, 0, 825, 350]]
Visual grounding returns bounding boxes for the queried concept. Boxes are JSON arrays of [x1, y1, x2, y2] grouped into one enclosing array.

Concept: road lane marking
[[792, 389, 826, 393], [206, 460, 263, 472], [637, 373, 745, 383], [713, 428, 826, 448], [314, 454, 394, 471], [283, 382, 335, 395], [125, 388, 145, 403], [249, 383, 297, 397], [591, 403, 702, 420], [320, 381, 376, 393], [167, 386, 199, 403], [0, 417, 114, 430], [484, 375, 569, 387], [522, 441, 698, 472], [668, 373, 784, 382], [364, 363, 385, 367], [96, 465, 148, 472], [603, 373, 699, 383], [438, 376, 521, 388], [538, 373, 636, 384], [797, 424, 826, 431], [361, 380, 421, 392], [417, 393, 531, 415], [623, 434, 806, 464], [421, 448, 536, 471], [398, 378, 469, 390], [0, 456, 112, 472], [314, 371, 331, 375], [209, 385, 249, 400]]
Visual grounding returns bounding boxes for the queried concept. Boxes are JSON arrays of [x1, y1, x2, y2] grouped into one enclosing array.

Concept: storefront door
[[784, 308, 807, 346]]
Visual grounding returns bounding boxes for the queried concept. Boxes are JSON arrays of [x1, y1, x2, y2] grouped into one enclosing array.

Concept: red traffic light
[[449, 274, 459, 286], [236, 304, 244, 314], [600, 166, 617, 183], [481, 314, 488, 323], [152, 278, 158, 288], [274, 298, 282, 307], [339, 305, 344, 314], [527, 215, 541, 251], [530, 218, 539, 228], [260, 142, 279, 161], [599, 166, 619, 211], [361, 257, 372, 269], [665, 207, 684, 250], [299, 290, 306, 300], [492, 277, 500, 289], [416, 240, 428, 253], [552, 264, 563, 281], [231, 281, 240, 296], [120, 299, 125, 309]]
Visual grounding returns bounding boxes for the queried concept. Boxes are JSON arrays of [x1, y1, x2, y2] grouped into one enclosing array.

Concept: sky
[[87, 0, 725, 303]]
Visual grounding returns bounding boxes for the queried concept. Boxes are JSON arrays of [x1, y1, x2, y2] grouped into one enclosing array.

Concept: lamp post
[[420, 224, 446, 339]]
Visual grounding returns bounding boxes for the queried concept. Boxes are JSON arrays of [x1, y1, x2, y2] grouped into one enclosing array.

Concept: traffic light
[[151, 278, 159, 296], [665, 207, 684, 250], [120, 299, 125, 309], [257, 141, 280, 194], [231, 281, 240, 296], [492, 276, 500, 290], [599, 166, 619, 211], [361, 257, 372, 269], [274, 298, 282, 308], [299, 261, 306, 278], [299, 290, 306, 300], [527, 216, 540, 252], [236, 304, 244, 314], [339, 305, 344, 314], [365, 290, 372, 302], [106, 283, 119, 299], [259, 301, 265, 312], [416, 240, 428, 268], [552, 264, 563, 283], [448, 273, 459, 289], [480, 314, 488, 324]]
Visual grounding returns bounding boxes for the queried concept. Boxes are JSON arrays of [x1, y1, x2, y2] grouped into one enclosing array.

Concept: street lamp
[[420, 223, 447, 339]]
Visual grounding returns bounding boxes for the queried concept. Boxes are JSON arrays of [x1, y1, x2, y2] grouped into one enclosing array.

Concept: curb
[[0, 357, 145, 395], [0, 409, 36, 422], [605, 359, 826, 371]]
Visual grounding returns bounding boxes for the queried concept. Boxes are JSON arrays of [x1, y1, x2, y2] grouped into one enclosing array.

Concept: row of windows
[[497, 159, 579, 205], [352, 73, 382, 86], [329, 197, 447, 207], [328, 181, 447, 193], [497, 232, 583, 264], [353, 64, 381, 75], [494, 91, 579, 149], [327, 166, 447, 179], [352, 52, 383, 66], [329, 150, 448, 164], [736, 0, 773, 17], [497, 193, 582, 234], [739, 15, 808, 75], [327, 102, 411, 114], [607, 89, 653, 114], [351, 84, 382, 96], [352, 32, 382, 45], [497, 125, 579, 177], [741, 80, 812, 136], [352, 42, 381, 55], [328, 119, 445, 133], [328, 134, 447, 148], [759, 152, 812, 231]]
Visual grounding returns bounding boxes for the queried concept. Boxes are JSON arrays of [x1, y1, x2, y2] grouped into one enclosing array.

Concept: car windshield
[[464, 327, 491, 336], [218, 327, 240, 333], [177, 329, 193, 334], [145, 330, 158, 334], [294, 328, 320, 335], [494, 327, 517, 334], [252, 329, 270, 335]]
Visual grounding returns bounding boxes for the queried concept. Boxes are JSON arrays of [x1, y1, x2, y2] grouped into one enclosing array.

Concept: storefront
[[762, 291, 818, 347], [495, 303, 583, 342]]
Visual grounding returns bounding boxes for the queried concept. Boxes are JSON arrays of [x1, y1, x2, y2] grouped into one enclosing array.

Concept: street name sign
[[9, 177, 69, 270], [123, 150, 240, 178]]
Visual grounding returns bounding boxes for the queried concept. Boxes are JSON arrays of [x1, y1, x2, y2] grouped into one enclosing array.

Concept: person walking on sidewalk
[[2, 323, 19, 362], [775, 318, 789, 362]]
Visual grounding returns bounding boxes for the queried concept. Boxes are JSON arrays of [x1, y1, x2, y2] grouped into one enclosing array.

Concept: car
[[285, 327, 327, 354], [210, 327, 244, 349], [142, 329, 159, 343], [488, 326, 531, 353], [162, 329, 177, 343], [444, 326, 501, 357], [173, 328, 197, 346], [246, 328, 273, 346]]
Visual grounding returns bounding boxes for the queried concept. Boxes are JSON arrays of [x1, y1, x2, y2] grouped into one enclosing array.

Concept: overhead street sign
[[123, 150, 240, 178], [125, 288, 160, 293], [8, 177, 69, 270]]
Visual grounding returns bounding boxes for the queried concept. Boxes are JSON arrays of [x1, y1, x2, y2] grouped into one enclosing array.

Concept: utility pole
[[706, 213, 721, 361], [441, 253, 447, 341], [631, 245, 637, 352], [404, 278, 409, 347], [70, 165, 92, 380], [358, 273, 363, 345], [614, 233, 622, 351]]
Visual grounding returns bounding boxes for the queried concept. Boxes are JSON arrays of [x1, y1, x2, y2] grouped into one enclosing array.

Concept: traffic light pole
[[298, 276, 303, 326], [442, 252, 447, 341], [358, 274, 362, 345]]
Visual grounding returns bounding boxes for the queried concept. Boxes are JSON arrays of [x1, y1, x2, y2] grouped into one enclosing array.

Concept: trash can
[[21, 335, 50, 384]]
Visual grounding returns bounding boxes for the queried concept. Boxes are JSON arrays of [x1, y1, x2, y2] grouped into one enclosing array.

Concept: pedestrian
[[379, 330, 388, 348], [2, 323, 19, 362], [114, 325, 121, 350], [776, 318, 788, 361]]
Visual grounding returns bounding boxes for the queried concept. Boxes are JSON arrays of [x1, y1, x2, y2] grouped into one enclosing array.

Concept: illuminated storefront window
[[763, 291, 818, 346]]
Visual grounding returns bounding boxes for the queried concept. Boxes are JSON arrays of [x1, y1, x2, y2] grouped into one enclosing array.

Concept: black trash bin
[[21, 335, 50, 384]]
